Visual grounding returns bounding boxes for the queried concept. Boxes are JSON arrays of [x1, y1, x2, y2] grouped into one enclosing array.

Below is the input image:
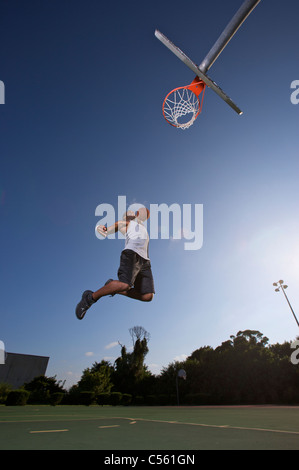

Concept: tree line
[[2, 327, 299, 406]]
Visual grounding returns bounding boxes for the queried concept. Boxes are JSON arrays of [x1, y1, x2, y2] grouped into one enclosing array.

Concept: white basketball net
[[163, 87, 200, 129]]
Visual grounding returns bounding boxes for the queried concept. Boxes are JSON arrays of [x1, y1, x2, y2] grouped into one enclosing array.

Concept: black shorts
[[117, 249, 155, 294]]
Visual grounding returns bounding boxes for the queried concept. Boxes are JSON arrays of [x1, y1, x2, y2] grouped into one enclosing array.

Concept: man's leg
[[75, 280, 130, 320], [118, 289, 154, 302], [92, 280, 130, 302]]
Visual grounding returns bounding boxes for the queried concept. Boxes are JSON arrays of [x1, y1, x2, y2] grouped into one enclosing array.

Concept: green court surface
[[1, 405, 299, 450]]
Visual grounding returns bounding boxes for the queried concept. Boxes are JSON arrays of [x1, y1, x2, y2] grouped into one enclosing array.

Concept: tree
[[24, 375, 65, 404], [112, 326, 152, 395], [76, 360, 113, 395], [157, 329, 299, 405], [0, 383, 12, 404], [129, 326, 150, 346], [231, 330, 269, 348]]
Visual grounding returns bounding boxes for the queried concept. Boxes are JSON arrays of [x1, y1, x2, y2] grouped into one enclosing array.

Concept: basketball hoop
[[162, 77, 206, 129]]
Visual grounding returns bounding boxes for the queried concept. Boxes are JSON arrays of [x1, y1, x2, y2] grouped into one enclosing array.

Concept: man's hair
[[122, 210, 136, 221]]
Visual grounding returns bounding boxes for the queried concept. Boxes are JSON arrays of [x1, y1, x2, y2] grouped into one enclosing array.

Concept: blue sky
[[1, 0, 299, 388]]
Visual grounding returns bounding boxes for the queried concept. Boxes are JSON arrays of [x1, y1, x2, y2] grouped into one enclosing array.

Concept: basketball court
[[2, 0, 294, 454], [1, 405, 299, 450]]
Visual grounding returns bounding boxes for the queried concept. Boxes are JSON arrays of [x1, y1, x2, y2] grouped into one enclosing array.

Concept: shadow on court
[[1, 405, 299, 450]]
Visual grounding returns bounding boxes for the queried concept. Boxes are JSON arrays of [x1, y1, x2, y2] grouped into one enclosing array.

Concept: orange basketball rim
[[162, 77, 206, 130]]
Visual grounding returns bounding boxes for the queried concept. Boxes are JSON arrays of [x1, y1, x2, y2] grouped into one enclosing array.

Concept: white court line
[[117, 417, 299, 436], [29, 429, 68, 434], [99, 425, 120, 429]]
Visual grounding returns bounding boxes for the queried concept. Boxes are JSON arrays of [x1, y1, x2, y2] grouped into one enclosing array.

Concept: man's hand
[[96, 225, 108, 237], [96, 220, 128, 237]]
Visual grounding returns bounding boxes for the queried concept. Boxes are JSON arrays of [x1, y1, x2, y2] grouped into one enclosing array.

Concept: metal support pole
[[280, 285, 299, 328], [176, 369, 186, 406], [176, 375, 179, 406], [199, 0, 261, 73]]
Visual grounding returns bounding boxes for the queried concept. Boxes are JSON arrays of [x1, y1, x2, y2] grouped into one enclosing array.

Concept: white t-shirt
[[124, 220, 150, 260]]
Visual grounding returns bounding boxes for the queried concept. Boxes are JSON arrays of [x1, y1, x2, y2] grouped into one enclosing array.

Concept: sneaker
[[75, 290, 95, 320], [105, 279, 115, 297]]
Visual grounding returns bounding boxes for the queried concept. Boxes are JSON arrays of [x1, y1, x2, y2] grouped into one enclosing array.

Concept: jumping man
[[75, 207, 155, 320]]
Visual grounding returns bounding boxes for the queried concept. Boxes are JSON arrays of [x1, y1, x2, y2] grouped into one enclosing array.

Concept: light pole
[[273, 280, 299, 328], [176, 369, 186, 406]]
